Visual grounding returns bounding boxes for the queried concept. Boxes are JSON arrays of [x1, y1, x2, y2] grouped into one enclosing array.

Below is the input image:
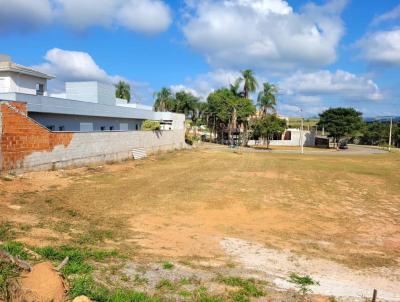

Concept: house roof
[[0, 61, 54, 80]]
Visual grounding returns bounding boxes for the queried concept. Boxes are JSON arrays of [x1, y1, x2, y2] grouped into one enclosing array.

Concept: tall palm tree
[[229, 78, 244, 98], [241, 69, 258, 99], [115, 81, 131, 102], [175, 91, 198, 119], [154, 87, 173, 112], [257, 82, 277, 116]]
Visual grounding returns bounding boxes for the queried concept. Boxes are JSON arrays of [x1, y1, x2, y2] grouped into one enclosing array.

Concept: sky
[[0, 0, 399, 117]]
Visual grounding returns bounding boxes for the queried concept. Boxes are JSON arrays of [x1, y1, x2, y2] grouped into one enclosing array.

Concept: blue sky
[[0, 0, 399, 117]]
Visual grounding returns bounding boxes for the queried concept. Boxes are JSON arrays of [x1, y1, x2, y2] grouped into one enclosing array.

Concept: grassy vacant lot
[[1, 146, 399, 301]]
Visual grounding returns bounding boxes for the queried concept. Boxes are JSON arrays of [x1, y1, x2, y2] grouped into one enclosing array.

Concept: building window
[[284, 131, 291, 140], [135, 124, 139, 130], [46, 125, 55, 131], [36, 83, 44, 96], [100, 126, 105, 131], [109, 126, 114, 131], [58, 126, 65, 131]]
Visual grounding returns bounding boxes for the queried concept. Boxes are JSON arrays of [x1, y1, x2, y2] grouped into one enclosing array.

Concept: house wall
[[66, 81, 115, 105], [0, 101, 185, 173], [4, 73, 47, 95], [0, 73, 12, 93], [28, 112, 143, 132], [248, 130, 316, 147]]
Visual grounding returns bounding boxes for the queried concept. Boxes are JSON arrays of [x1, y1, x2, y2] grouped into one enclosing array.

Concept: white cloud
[[0, 0, 53, 33], [0, 0, 172, 35], [182, 0, 347, 70], [171, 69, 242, 100], [279, 70, 383, 101], [117, 0, 172, 34], [356, 29, 400, 66], [33, 48, 152, 102], [34, 48, 115, 86], [372, 4, 400, 25]]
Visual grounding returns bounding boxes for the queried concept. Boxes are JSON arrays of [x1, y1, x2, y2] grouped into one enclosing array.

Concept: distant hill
[[364, 116, 400, 122]]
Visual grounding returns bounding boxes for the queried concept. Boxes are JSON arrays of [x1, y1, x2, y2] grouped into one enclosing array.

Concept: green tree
[[175, 90, 199, 119], [318, 108, 363, 147], [360, 122, 390, 146], [115, 81, 131, 102], [154, 88, 175, 112], [257, 82, 277, 116], [250, 114, 286, 148], [240, 69, 258, 99]]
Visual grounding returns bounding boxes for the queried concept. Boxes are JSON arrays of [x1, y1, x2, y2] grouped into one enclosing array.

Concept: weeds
[[70, 275, 160, 301], [33, 245, 117, 276], [0, 261, 19, 301], [162, 261, 174, 270], [0, 241, 29, 260], [0, 223, 15, 241], [219, 276, 265, 300], [288, 273, 319, 296], [155, 278, 175, 291]]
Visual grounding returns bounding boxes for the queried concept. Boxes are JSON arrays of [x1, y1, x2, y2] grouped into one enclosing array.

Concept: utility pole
[[389, 117, 393, 151]]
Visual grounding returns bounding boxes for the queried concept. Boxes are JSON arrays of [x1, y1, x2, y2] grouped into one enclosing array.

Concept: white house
[[0, 54, 53, 96], [0, 54, 184, 132]]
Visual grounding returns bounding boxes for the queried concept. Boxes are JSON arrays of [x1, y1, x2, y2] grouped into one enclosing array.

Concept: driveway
[[200, 143, 389, 155]]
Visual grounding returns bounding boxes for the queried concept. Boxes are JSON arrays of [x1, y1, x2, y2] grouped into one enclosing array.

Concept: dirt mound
[[14, 262, 67, 302]]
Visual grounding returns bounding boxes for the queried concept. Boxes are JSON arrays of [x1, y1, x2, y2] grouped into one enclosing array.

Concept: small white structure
[[248, 128, 316, 147], [0, 54, 53, 95]]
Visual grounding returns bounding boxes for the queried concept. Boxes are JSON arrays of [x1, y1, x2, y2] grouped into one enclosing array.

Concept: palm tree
[[115, 81, 131, 102], [241, 69, 258, 99], [229, 78, 244, 98], [257, 82, 277, 116], [175, 91, 199, 119], [154, 87, 173, 112]]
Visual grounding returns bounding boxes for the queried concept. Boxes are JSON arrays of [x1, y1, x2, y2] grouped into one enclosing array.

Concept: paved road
[[200, 143, 388, 155]]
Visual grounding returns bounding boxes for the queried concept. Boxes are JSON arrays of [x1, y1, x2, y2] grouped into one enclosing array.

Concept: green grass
[[70, 275, 160, 302], [162, 261, 174, 270], [33, 245, 118, 276], [219, 276, 266, 300], [0, 241, 29, 260]]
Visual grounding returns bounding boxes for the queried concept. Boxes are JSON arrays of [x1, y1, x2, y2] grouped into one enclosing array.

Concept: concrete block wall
[[0, 101, 185, 173]]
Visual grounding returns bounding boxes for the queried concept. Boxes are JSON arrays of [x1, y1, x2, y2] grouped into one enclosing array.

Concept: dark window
[[58, 126, 65, 131], [109, 126, 114, 131], [46, 125, 55, 131], [135, 124, 139, 130], [100, 126, 105, 131], [284, 131, 291, 140], [36, 83, 44, 96]]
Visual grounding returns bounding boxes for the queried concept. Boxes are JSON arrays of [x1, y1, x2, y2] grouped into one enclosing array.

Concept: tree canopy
[[115, 81, 131, 102], [318, 108, 363, 145], [250, 114, 286, 148], [257, 82, 277, 116]]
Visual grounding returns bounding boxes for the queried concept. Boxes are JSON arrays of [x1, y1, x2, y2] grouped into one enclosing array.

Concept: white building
[[0, 54, 184, 132]]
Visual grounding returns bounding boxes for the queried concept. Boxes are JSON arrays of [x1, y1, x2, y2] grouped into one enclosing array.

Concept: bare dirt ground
[[1, 146, 399, 301]]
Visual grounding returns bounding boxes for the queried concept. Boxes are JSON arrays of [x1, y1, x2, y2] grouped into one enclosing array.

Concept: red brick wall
[[0, 102, 73, 171]]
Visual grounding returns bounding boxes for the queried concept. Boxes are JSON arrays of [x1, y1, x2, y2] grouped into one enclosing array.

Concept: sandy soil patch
[[221, 237, 400, 301]]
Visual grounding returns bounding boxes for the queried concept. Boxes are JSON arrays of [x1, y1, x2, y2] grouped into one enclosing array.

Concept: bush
[[141, 120, 160, 131], [185, 132, 200, 145]]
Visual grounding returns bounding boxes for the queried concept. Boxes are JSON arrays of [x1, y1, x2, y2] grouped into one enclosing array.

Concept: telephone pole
[[389, 117, 393, 151]]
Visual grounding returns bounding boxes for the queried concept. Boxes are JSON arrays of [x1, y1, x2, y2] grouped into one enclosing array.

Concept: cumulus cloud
[[0, 0, 172, 35], [33, 48, 152, 102], [356, 29, 400, 66], [279, 70, 383, 101], [0, 0, 53, 33], [170, 69, 243, 100], [182, 0, 347, 70]]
